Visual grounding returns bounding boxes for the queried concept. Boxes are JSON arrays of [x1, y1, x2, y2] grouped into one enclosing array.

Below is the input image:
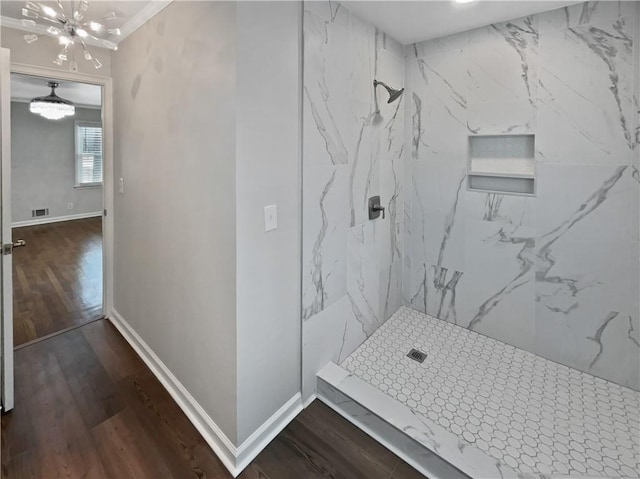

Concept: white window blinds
[[75, 121, 103, 186]]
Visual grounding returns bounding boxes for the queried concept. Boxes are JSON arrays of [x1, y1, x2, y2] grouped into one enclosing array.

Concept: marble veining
[[342, 307, 640, 478], [467, 228, 535, 331], [490, 17, 539, 107], [303, 170, 337, 320], [535, 166, 627, 312], [405, 1, 639, 390], [302, 1, 405, 400], [568, 18, 634, 151]]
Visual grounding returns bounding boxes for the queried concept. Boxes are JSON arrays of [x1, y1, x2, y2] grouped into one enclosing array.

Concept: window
[[75, 121, 103, 187]]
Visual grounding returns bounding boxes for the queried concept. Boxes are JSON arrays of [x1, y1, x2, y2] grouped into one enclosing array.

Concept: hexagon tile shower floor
[[342, 307, 640, 478]]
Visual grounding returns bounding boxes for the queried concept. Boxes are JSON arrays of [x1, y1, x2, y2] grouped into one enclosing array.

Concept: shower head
[[374, 80, 404, 104]]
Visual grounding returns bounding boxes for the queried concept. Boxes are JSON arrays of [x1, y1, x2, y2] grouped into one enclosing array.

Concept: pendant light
[[21, 0, 119, 72], [30, 82, 75, 120]]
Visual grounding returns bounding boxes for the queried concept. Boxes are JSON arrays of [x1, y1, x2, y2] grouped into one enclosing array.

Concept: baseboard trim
[[303, 393, 317, 409], [235, 392, 302, 471], [108, 309, 302, 477], [12, 211, 102, 228]]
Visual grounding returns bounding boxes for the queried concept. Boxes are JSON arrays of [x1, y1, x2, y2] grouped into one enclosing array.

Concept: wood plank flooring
[[1, 319, 425, 479], [12, 217, 103, 346]]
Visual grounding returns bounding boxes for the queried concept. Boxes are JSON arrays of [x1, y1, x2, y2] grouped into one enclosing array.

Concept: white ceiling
[[1, 1, 580, 51], [0, 1, 169, 45], [11, 73, 102, 107], [343, 1, 579, 45]]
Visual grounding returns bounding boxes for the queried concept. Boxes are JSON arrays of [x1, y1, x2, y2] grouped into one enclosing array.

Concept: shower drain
[[407, 348, 427, 363]]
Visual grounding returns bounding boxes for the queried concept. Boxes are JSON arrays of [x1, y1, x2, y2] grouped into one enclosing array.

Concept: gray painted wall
[[112, 1, 239, 443], [112, 0, 303, 449], [11, 101, 103, 223], [235, 1, 301, 444]]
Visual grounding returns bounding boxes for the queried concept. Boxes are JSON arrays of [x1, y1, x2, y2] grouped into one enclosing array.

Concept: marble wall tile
[[411, 30, 467, 60], [462, 220, 536, 351], [467, 15, 539, 134], [404, 1, 640, 390], [535, 164, 637, 245], [537, 1, 637, 34], [534, 238, 635, 387], [302, 296, 367, 399], [465, 191, 535, 227], [468, 16, 539, 107], [303, 11, 353, 167], [409, 44, 470, 161], [302, 165, 350, 320], [410, 160, 466, 272], [347, 223, 381, 335], [537, 10, 636, 165], [302, 1, 405, 399]]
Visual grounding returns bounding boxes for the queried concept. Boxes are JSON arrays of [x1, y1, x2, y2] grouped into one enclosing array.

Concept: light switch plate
[[119, 178, 124, 194], [264, 205, 277, 232]]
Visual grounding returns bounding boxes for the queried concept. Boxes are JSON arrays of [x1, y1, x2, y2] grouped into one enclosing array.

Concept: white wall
[[1, 26, 112, 76], [111, 1, 238, 442], [404, 1, 639, 390], [235, 1, 301, 444], [11, 101, 102, 223]]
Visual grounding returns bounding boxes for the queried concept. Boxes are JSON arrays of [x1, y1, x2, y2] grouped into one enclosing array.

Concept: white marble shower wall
[[302, 1, 405, 400], [405, 1, 640, 390]]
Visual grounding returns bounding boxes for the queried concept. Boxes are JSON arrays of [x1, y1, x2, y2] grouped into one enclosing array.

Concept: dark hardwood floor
[[12, 217, 103, 346], [1, 318, 425, 479]]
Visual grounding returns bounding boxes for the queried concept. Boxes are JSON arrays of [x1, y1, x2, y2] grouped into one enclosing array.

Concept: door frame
[[8, 63, 114, 345], [1, 48, 13, 411]]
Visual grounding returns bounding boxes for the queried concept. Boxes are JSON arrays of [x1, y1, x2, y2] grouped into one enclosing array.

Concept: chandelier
[[21, 1, 120, 71], [30, 81, 75, 120]]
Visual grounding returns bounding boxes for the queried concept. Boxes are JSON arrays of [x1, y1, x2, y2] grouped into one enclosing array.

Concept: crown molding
[[0, 0, 173, 47], [118, 1, 173, 42]]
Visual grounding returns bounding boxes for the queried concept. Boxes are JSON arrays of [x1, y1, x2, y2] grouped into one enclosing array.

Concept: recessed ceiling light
[[454, 0, 477, 3]]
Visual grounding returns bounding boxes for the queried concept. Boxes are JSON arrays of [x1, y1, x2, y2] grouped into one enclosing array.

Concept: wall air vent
[[32, 208, 49, 218]]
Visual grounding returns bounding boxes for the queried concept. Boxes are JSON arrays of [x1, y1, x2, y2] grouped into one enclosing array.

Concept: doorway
[[10, 73, 105, 347]]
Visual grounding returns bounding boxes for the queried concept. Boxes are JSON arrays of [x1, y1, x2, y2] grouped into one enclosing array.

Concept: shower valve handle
[[368, 196, 386, 220], [373, 205, 386, 219]]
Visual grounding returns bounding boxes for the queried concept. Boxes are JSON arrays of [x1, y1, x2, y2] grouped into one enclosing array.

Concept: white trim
[[235, 393, 302, 472], [108, 309, 238, 474], [12, 211, 102, 228], [1, 48, 15, 412], [118, 1, 173, 42], [9, 62, 114, 320], [303, 393, 317, 409], [108, 309, 302, 477]]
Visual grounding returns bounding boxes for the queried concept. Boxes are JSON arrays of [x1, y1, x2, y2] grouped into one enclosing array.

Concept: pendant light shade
[[30, 82, 75, 120]]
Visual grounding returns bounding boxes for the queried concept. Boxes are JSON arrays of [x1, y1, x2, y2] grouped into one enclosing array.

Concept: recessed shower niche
[[467, 134, 535, 196]]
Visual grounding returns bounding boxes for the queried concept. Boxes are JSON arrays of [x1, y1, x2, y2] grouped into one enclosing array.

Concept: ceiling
[[343, 1, 579, 45], [11, 73, 102, 107], [1, 1, 580, 50], [0, 1, 169, 45]]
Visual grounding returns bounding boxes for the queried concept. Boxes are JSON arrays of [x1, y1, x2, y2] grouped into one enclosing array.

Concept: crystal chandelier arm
[[78, 39, 102, 69], [23, 0, 111, 70]]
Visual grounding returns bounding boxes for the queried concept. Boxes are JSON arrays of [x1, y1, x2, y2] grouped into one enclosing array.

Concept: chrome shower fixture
[[373, 80, 404, 104]]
